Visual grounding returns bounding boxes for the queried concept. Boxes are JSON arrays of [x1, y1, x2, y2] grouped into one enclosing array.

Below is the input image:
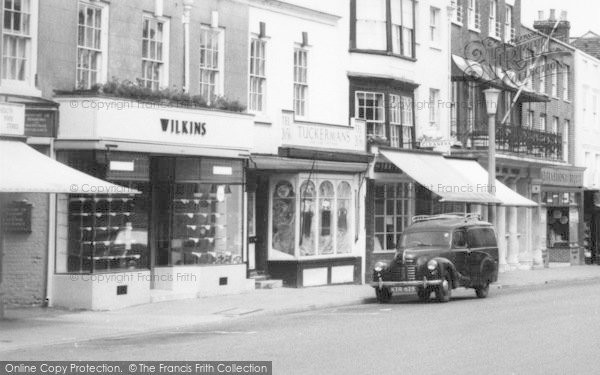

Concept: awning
[[445, 158, 538, 207], [0, 140, 137, 194], [380, 150, 501, 204]]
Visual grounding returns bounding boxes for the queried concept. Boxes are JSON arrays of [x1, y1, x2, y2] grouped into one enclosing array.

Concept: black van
[[370, 213, 499, 303]]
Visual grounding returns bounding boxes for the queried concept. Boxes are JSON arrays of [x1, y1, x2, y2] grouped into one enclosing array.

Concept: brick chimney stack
[[533, 9, 570, 43]]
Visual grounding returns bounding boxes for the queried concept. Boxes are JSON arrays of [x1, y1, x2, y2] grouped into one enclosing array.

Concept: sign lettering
[[160, 118, 206, 136]]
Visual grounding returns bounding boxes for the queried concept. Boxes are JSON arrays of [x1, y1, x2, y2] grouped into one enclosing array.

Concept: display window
[[64, 181, 150, 273], [374, 182, 413, 252], [270, 174, 356, 259]]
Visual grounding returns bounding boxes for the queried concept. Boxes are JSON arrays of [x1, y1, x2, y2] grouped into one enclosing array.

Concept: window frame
[[430, 6, 440, 44], [248, 36, 267, 113], [293, 47, 308, 118], [551, 62, 558, 98], [451, 0, 463, 25], [76, 0, 108, 90], [199, 25, 224, 103], [351, 0, 416, 59], [562, 65, 570, 101], [467, 0, 481, 32], [355, 90, 386, 139], [373, 182, 413, 253], [141, 14, 169, 91], [1, 0, 39, 94]]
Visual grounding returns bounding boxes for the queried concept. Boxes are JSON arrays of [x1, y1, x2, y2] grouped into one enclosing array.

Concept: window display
[[272, 180, 296, 256], [271, 176, 355, 258], [171, 183, 243, 265], [67, 181, 149, 273]]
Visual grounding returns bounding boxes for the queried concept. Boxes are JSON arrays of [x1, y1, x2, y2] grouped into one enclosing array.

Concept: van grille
[[406, 266, 416, 281]]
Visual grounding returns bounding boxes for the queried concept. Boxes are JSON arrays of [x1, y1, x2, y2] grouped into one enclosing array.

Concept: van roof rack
[[412, 213, 481, 224]]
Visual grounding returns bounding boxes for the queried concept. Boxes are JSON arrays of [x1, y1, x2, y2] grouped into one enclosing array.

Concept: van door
[[451, 229, 469, 279], [467, 227, 498, 284]]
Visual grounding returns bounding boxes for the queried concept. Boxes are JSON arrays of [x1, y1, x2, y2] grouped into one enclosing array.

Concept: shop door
[[254, 176, 269, 272], [247, 192, 256, 270], [149, 157, 175, 288]]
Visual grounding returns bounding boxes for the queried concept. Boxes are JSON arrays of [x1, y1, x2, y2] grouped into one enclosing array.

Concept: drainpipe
[[182, 0, 194, 93]]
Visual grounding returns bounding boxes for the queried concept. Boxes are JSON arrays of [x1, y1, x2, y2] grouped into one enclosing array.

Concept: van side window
[[452, 230, 467, 248], [467, 228, 497, 248]]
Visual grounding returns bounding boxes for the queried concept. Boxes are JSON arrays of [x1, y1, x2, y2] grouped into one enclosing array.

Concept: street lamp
[[483, 88, 500, 224]]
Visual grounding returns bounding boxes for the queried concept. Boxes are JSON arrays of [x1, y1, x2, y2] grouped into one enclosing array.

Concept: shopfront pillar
[[518, 207, 533, 269], [497, 205, 508, 272], [506, 180, 519, 268], [532, 204, 544, 266]]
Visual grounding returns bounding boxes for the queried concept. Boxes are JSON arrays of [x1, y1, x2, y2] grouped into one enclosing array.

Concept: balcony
[[467, 123, 563, 161]]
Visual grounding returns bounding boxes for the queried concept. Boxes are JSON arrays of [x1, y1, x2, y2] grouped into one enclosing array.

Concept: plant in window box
[[367, 134, 388, 145]]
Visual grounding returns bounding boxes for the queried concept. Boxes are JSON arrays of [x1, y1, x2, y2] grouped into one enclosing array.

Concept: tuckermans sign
[[160, 118, 207, 136]]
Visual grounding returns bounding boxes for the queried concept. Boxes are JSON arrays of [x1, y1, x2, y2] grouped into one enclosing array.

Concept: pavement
[[2, 263, 600, 354]]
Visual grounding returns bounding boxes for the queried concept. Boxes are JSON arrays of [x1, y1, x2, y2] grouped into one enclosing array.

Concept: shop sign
[[281, 111, 365, 152], [541, 167, 583, 187], [2, 201, 32, 233], [56, 98, 253, 151], [24, 109, 56, 137], [160, 118, 207, 136], [0, 103, 25, 136]]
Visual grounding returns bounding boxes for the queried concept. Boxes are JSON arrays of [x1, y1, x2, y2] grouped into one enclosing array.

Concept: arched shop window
[[272, 180, 296, 256], [318, 181, 334, 255], [299, 180, 317, 256], [337, 181, 352, 254]]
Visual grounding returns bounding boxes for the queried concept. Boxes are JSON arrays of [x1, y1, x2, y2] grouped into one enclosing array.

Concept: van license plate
[[390, 286, 416, 294]]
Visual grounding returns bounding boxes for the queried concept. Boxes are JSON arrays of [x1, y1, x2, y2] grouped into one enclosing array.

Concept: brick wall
[[0, 192, 49, 307], [37, 0, 249, 105]]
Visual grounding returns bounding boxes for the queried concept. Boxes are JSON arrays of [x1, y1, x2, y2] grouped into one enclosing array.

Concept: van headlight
[[427, 259, 438, 271], [374, 261, 388, 272]]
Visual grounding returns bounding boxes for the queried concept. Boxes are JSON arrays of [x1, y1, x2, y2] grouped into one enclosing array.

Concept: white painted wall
[[573, 50, 600, 189], [248, 1, 350, 154], [347, 0, 452, 145]]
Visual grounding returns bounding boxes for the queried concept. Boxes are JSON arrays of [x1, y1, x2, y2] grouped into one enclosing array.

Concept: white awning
[[380, 150, 501, 204], [0, 140, 137, 194], [445, 158, 538, 207]]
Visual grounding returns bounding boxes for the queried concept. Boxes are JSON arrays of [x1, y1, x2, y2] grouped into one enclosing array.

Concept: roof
[[405, 217, 493, 232]]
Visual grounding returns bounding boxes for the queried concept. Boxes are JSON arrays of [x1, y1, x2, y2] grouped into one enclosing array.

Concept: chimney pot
[[549, 9, 556, 20], [538, 10, 544, 20], [560, 10, 567, 21]]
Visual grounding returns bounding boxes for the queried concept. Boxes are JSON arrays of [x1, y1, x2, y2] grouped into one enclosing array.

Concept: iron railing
[[468, 123, 563, 160]]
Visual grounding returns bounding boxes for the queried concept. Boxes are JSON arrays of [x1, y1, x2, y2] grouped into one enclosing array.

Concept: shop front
[[52, 97, 255, 310], [538, 166, 585, 263], [248, 112, 369, 287]]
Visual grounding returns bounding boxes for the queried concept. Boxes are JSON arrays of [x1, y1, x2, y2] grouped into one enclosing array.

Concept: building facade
[[246, 0, 369, 287], [449, 2, 585, 269]]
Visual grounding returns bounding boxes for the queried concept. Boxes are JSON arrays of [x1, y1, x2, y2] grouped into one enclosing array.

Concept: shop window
[[171, 182, 242, 265], [374, 182, 412, 251], [336, 181, 352, 254], [318, 181, 334, 255], [548, 207, 570, 248], [299, 180, 317, 256], [65, 181, 150, 273], [272, 180, 296, 256]]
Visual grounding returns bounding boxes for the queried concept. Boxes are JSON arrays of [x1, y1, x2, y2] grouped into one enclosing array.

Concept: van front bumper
[[370, 278, 443, 289]]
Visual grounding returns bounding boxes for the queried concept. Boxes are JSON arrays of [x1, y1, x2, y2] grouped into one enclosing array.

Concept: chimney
[[533, 9, 570, 43]]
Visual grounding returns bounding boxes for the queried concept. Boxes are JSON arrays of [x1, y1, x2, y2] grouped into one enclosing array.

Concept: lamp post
[[483, 88, 500, 224]]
